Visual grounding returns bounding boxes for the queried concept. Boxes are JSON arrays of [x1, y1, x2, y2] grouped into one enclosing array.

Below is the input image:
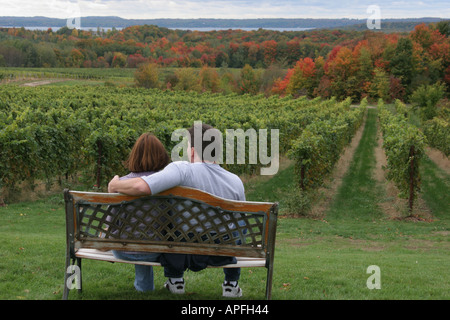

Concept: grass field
[[0, 106, 448, 300]]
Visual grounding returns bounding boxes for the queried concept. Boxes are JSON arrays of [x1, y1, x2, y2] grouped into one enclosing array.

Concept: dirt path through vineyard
[[21, 79, 69, 87], [374, 122, 406, 219], [310, 107, 368, 218], [313, 105, 433, 220], [425, 147, 450, 175]]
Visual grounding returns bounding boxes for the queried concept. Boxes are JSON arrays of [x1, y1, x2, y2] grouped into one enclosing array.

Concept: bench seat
[[75, 248, 267, 268]]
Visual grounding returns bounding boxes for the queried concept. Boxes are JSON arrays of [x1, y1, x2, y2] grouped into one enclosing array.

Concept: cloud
[[0, 0, 448, 19]]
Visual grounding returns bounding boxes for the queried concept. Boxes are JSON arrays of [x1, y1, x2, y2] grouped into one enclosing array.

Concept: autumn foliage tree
[[111, 52, 126, 68], [199, 65, 220, 92], [239, 64, 260, 94], [69, 48, 83, 67], [262, 40, 277, 67], [326, 46, 359, 100], [286, 57, 317, 97], [134, 62, 160, 89]]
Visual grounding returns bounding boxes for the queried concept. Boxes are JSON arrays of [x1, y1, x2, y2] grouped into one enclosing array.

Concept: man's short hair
[[187, 123, 220, 160]]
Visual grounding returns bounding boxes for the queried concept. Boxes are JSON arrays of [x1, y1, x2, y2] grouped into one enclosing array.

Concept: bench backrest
[[64, 187, 278, 260]]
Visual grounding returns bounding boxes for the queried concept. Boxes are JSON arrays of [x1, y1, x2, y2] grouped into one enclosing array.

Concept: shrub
[[173, 68, 201, 92], [198, 66, 220, 92], [281, 187, 311, 216], [134, 63, 160, 89]]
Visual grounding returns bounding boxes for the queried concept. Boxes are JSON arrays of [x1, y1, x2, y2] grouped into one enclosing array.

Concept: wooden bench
[[63, 186, 278, 300]]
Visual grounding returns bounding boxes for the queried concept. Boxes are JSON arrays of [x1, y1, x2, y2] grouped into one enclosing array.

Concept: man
[[108, 123, 245, 297]]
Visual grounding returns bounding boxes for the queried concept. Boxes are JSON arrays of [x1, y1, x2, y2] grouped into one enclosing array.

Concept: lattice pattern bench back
[[64, 187, 278, 259]]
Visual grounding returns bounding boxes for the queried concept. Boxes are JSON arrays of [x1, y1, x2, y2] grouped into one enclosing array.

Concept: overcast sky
[[1, 0, 449, 19]]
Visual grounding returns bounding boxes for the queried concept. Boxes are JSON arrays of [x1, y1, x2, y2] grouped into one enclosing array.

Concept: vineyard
[[0, 83, 365, 204], [0, 79, 448, 217]]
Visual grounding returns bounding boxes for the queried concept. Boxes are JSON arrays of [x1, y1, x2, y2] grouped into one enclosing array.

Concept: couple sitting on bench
[[107, 123, 245, 298]]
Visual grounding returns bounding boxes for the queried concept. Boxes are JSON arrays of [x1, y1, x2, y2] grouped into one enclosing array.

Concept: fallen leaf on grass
[[281, 283, 291, 290]]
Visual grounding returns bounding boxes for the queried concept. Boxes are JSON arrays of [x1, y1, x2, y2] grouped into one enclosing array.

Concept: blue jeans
[[112, 251, 161, 292]]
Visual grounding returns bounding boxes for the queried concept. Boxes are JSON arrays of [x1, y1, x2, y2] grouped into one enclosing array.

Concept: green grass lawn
[[0, 109, 449, 300]]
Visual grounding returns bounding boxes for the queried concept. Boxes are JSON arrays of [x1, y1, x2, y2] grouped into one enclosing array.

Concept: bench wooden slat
[[75, 248, 266, 268], [75, 239, 266, 258], [69, 186, 274, 214]]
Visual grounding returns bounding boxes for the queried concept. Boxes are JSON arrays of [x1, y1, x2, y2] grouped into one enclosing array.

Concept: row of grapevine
[[288, 97, 366, 189], [0, 68, 135, 83], [378, 99, 426, 211], [1, 84, 358, 200], [422, 113, 449, 157]]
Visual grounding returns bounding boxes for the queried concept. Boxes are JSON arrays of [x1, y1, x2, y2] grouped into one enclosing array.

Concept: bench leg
[[77, 258, 82, 294], [62, 254, 70, 300], [265, 263, 274, 300]]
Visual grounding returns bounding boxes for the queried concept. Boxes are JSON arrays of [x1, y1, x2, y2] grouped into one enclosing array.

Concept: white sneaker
[[222, 281, 243, 298], [164, 279, 185, 294]]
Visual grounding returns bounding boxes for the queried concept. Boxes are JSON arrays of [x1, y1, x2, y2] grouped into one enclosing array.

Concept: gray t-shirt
[[142, 161, 245, 201], [142, 161, 246, 236]]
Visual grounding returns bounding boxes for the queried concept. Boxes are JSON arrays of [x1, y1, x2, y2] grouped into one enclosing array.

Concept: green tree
[[238, 64, 259, 94], [36, 44, 57, 67], [435, 20, 450, 37], [357, 47, 374, 84], [390, 38, 414, 93], [410, 82, 446, 120], [369, 68, 390, 101]]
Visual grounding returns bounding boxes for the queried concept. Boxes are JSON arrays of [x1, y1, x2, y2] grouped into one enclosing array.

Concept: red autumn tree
[[271, 68, 295, 96], [262, 40, 277, 67], [127, 53, 148, 68]]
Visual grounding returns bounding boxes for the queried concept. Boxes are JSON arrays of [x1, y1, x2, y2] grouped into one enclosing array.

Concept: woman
[[108, 133, 170, 292]]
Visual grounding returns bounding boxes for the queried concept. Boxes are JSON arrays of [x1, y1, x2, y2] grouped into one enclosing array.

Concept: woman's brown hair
[[124, 133, 170, 173]]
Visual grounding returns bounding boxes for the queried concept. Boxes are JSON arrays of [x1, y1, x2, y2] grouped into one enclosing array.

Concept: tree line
[[1, 21, 449, 101]]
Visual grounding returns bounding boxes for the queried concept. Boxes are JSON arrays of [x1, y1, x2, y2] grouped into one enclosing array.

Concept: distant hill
[[336, 19, 450, 33], [0, 16, 446, 30]]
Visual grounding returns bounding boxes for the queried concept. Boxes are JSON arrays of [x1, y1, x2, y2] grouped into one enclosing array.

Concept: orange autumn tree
[[286, 57, 317, 97], [272, 57, 317, 97], [326, 46, 359, 100]]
